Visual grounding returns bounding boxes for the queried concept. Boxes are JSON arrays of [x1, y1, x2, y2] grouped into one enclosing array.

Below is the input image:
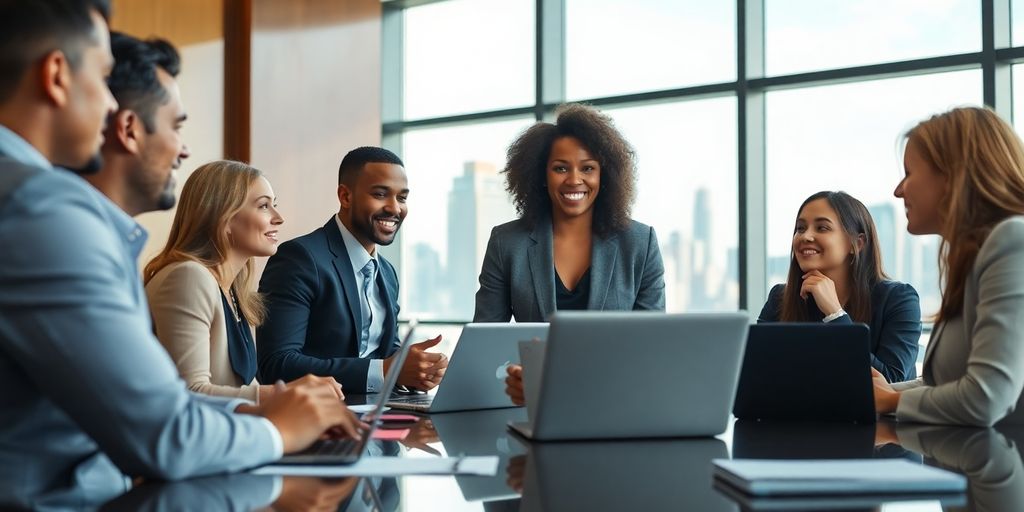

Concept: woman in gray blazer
[[873, 106, 1024, 427], [474, 104, 666, 404], [145, 160, 289, 403]]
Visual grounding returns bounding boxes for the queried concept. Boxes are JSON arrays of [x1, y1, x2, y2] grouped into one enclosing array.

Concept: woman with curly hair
[[473, 104, 666, 404]]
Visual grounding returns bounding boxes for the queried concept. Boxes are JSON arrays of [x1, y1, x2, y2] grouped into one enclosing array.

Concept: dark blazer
[[257, 217, 401, 392], [473, 217, 666, 322], [757, 280, 922, 383]]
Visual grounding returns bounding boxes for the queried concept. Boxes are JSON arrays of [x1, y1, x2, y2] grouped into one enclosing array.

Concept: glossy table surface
[[81, 404, 1024, 511]]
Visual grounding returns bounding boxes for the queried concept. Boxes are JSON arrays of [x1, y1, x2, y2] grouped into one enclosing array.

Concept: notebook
[[712, 459, 967, 496]]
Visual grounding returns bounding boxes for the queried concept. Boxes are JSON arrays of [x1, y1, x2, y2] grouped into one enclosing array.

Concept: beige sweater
[[146, 260, 260, 401]]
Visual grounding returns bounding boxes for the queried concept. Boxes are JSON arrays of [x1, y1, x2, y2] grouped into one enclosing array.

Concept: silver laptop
[[275, 320, 417, 465], [508, 311, 749, 441], [387, 323, 548, 413]]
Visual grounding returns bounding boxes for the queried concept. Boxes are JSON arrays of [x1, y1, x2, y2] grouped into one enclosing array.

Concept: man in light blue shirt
[[0, 2, 358, 507]]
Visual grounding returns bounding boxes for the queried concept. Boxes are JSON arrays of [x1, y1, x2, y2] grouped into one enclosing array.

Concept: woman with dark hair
[[874, 107, 1024, 426], [473, 103, 665, 324], [758, 191, 922, 383], [473, 103, 665, 405]]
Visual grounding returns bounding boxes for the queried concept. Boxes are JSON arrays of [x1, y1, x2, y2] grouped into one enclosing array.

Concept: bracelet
[[822, 309, 847, 323]]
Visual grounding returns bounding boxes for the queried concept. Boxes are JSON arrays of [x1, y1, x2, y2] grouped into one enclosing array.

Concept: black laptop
[[275, 320, 417, 465], [732, 323, 876, 424]]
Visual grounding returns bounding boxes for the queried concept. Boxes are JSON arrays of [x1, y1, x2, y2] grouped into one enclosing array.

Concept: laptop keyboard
[[389, 394, 433, 405], [301, 438, 358, 456]]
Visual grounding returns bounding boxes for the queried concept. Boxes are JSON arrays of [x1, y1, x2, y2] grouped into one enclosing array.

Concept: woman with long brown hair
[[144, 160, 293, 402], [874, 106, 1024, 426], [758, 191, 922, 383]]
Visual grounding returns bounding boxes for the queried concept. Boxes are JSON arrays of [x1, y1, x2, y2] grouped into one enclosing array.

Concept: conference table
[[100, 403, 1022, 511]]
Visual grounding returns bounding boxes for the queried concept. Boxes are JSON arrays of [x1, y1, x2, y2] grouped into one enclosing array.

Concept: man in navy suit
[[258, 147, 448, 393]]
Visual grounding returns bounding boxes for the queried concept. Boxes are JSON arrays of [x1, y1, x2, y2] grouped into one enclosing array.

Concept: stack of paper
[[713, 459, 967, 496]]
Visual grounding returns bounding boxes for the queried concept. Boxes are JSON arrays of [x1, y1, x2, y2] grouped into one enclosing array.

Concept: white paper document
[[713, 459, 967, 496], [252, 456, 499, 477], [347, 404, 383, 414]]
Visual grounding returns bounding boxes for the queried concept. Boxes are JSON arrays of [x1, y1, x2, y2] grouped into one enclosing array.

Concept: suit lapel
[[588, 232, 618, 310], [921, 321, 945, 379], [528, 221, 556, 320], [324, 218, 362, 343]]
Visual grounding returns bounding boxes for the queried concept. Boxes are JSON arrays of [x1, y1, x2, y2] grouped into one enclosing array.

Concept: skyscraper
[[446, 161, 517, 319], [868, 202, 897, 276]]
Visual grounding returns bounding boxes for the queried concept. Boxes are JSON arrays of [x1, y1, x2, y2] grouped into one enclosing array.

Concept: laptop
[[275, 320, 418, 465], [508, 311, 749, 441], [733, 323, 875, 424], [387, 323, 548, 413]]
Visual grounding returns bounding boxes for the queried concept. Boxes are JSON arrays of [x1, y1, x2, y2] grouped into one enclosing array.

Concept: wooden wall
[[108, 0, 383, 268]]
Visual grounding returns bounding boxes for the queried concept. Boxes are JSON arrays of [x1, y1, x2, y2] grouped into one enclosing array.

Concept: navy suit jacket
[[257, 217, 401, 392], [757, 280, 922, 383]]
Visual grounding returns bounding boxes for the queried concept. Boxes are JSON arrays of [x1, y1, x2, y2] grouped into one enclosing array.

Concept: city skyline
[[404, 159, 944, 321]]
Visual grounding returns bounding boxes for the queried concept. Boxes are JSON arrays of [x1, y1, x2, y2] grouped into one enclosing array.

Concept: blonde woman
[[874, 107, 1024, 426], [145, 160, 290, 402]]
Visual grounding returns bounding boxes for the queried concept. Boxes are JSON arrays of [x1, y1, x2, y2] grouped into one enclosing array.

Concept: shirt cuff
[[256, 416, 284, 459], [365, 359, 385, 393], [822, 310, 848, 323]]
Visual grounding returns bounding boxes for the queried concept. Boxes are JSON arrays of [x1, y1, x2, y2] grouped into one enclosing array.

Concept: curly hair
[[503, 103, 636, 236]]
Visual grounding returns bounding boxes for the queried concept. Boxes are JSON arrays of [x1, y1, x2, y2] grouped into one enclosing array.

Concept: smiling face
[[132, 67, 189, 212], [338, 162, 409, 253], [226, 176, 283, 259], [546, 136, 600, 221], [792, 198, 856, 273], [895, 138, 948, 235]]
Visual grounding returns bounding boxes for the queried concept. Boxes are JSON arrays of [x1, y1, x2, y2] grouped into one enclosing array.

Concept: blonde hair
[[905, 106, 1024, 322], [144, 160, 268, 325]]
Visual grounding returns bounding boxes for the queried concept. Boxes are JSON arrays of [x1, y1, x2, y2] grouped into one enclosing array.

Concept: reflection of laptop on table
[[733, 324, 875, 424], [509, 311, 749, 441], [274, 321, 418, 465], [431, 407, 528, 502], [518, 437, 734, 511], [387, 323, 548, 413]]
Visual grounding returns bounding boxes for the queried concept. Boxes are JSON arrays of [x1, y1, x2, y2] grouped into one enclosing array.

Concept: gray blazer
[[473, 217, 666, 322], [893, 216, 1024, 426]]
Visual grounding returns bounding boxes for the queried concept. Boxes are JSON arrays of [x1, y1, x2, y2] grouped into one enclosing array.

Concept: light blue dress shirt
[[334, 215, 387, 392], [0, 125, 282, 508]]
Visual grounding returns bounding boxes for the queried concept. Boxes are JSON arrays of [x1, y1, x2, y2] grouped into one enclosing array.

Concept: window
[[765, 0, 981, 76], [385, 0, 1019, 324], [399, 117, 534, 320], [402, 0, 535, 120], [606, 98, 739, 311], [765, 70, 982, 315], [565, 0, 735, 100]]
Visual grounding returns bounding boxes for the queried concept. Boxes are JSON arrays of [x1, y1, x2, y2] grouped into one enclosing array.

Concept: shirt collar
[[0, 124, 53, 170], [334, 214, 377, 276]]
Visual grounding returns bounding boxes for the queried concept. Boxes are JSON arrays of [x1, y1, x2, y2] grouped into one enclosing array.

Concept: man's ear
[[39, 50, 72, 107], [112, 110, 143, 154], [337, 183, 352, 210]]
